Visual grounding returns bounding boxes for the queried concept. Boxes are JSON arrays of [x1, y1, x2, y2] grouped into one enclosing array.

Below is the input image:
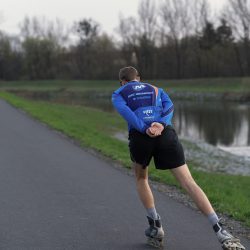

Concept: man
[[111, 66, 245, 249]]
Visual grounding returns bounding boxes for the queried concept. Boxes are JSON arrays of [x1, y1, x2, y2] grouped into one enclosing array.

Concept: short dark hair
[[119, 66, 139, 81]]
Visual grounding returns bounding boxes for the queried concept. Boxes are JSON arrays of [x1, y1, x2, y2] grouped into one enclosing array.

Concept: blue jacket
[[112, 81, 174, 133]]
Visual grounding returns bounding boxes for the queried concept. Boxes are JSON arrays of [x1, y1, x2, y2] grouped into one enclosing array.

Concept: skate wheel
[[147, 237, 164, 249], [222, 239, 246, 250]]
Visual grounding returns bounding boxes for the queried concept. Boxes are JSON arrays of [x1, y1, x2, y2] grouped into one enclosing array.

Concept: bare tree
[[223, 0, 250, 75], [137, 0, 158, 43], [117, 15, 137, 46], [160, 0, 194, 78], [117, 15, 138, 66], [19, 16, 70, 46], [193, 0, 211, 77], [46, 18, 70, 46], [19, 16, 43, 39], [19, 17, 71, 80], [159, 0, 214, 78], [223, 0, 250, 40], [135, 0, 159, 78], [117, 0, 158, 72], [192, 0, 211, 35], [160, 0, 193, 41]]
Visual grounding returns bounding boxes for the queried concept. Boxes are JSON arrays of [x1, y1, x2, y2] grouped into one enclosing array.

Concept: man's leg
[[171, 164, 245, 249], [170, 164, 214, 215], [134, 161, 214, 218], [134, 163, 155, 210], [134, 163, 164, 247]]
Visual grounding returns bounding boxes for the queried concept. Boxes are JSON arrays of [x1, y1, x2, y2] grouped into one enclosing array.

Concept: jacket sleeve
[[159, 89, 174, 125], [112, 91, 149, 133]]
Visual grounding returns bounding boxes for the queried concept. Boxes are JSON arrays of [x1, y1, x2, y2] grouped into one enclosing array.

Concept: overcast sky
[[0, 0, 227, 36]]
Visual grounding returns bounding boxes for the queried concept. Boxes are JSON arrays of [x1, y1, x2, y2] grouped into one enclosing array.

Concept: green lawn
[[0, 91, 249, 227], [0, 80, 117, 91]]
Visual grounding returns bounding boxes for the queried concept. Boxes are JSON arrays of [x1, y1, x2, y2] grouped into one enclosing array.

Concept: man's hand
[[146, 128, 158, 138], [146, 122, 164, 138], [150, 122, 164, 135]]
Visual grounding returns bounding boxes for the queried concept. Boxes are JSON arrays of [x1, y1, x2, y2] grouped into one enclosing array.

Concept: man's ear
[[120, 80, 127, 86]]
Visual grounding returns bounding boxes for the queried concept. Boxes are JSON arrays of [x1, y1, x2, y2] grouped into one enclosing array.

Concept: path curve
[[0, 99, 249, 250]]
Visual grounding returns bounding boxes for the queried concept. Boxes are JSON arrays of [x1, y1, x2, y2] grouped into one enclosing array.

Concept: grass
[[0, 80, 117, 91], [0, 77, 250, 93], [0, 91, 249, 227]]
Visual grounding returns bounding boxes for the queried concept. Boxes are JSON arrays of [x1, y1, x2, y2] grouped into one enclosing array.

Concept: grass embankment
[[0, 80, 117, 91], [0, 92, 249, 227], [1, 77, 250, 93]]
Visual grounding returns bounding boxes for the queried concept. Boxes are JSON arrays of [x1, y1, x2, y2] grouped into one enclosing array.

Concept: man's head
[[119, 66, 140, 85]]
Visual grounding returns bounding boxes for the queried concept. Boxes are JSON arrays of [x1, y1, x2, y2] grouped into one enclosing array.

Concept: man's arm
[[159, 89, 174, 126], [147, 89, 173, 136], [112, 92, 149, 133]]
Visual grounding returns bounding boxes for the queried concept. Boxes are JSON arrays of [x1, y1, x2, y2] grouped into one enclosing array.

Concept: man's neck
[[121, 79, 139, 86]]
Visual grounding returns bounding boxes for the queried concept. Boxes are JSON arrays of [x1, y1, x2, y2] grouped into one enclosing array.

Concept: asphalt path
[[0, 99, 249, 250]]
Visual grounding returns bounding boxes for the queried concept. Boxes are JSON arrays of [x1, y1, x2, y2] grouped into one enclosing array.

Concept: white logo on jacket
[[132, 84, 146, 91], [143, 109, 153, 116]]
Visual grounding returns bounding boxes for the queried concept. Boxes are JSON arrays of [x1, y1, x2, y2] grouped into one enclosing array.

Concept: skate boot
[[214, 219, 245, 250], [145, 215, 165, 249]]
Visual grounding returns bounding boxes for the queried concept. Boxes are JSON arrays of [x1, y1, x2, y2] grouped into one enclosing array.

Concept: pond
[[173, 101, 250, 158]]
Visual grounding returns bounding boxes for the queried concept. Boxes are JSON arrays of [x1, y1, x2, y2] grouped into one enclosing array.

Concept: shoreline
[[167, 90, 250, 102]]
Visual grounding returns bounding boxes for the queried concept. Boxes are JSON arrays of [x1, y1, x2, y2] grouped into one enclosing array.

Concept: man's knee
[[171, 164, 197, 190], [179, 176, 197, 191], [136, 173, 148, 182], [134, 163, 148, 182]]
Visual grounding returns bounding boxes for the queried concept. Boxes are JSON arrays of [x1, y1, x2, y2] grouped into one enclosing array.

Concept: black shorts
[[128, 126, 185, 170]]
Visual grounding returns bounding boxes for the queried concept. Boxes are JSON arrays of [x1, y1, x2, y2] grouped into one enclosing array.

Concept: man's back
[[112, 81, 174, 133], [114, 81, 159, 111]]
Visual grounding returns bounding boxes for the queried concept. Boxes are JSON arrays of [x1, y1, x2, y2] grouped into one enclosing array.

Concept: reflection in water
[[232, 115, 249, 146], [173, 101, 250, 147]]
